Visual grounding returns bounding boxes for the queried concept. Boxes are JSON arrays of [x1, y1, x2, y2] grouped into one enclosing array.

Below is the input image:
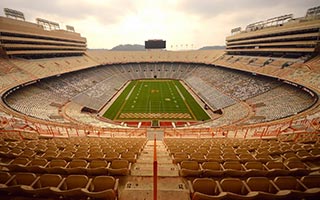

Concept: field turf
[[103, 79, 210, 121]]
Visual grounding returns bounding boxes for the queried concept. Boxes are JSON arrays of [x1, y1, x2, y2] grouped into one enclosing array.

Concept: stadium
[[0, 4, 319, 200]]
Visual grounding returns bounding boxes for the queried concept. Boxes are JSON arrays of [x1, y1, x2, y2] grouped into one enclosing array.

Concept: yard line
[[174, 84, 185, 101], [173, 81, 196, 120], [115, 81, 138, 119]]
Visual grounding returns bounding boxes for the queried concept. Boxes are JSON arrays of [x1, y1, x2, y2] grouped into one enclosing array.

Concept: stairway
[[119, 140, 190, 200]]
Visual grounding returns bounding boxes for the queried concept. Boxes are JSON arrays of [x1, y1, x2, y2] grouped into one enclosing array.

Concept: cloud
[[1, 0, 136, 25], [178, 0, 319, 19]]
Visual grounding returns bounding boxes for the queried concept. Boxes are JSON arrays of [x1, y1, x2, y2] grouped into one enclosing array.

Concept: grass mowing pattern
[[103, 79, 210, 121]]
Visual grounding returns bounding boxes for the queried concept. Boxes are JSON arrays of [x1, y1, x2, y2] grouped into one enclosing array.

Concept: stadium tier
[[0, 16, 87, 58], [226, 13, 320, 58], [0, 6, 319, 200]]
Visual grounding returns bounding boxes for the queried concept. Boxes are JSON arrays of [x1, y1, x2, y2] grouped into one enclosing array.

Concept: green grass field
[[103, 79, 210, 121]]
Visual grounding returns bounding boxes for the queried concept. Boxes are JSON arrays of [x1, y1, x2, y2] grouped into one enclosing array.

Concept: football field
[[103, 79, 210, 121]]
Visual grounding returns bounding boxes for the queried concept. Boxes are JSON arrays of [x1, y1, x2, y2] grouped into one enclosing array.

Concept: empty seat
[[51, 175, 90, 198], [105, 152, 120, 162], [220, 178, 258, 199], [46, 159, 68, 174], [284, 160, 310, 176], [301, 175, 320, 189], [19, 149, 36, 158], [74, 151, 89, 159], [254, 153, 272, 163], [66, 159, 88, 174], [114, 147, 127, 154], [205, 153, 223, 163], [41, 150, 58, 160], [172, 152, 189, 164], [88, 151, 105, 160], [222, 153, 239, 162], [82, 176, 119, 200], [21, 174, 63, 197], [57, 151, 74, 161], [265, 161, 290, 176], [300, 175, 320, 197], [0, 172, 12, 184], [222, 161, 246, 177], [87, 159, 109, 175], [178, 161, 202, 177], [0, 173, 37, 195], [201, 162, 224, 177], [244, 161, 268, 176], [246, 177, 290, 199], [188, 178, 226, 200], [120, 152, 137, 163], [296, 150, 314, 161], [26, 158, 48, 173], [8, 148, 23, 157], [108, 160, 130, 176], [0, 146, 11, 155], [48, 159, 68, 167], [9, 157, 30, 165], [273, 176, 309, 199], [310, 149, 320, 158], [238, 153, 256, 163], [282, 152, 299, 160], [189, 152, 206, 163], [6, 157, 30, 171]]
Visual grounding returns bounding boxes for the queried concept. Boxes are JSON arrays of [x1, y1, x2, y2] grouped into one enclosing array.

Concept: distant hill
[[111, 44, 145, 51], [198, 46, 225, 50]]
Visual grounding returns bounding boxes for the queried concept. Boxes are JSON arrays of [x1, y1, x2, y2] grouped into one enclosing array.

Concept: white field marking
[[126, 85, 136, 101], [174, 85, 185, 101]]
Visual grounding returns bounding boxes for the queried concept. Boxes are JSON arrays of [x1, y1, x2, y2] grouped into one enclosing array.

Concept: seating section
[[0, 137, 146, 176], [165, 137, 320, 178], [5, 85, 69, 123], [0, 127, 319, 199], [216, 55, 304, 69], [3, 61, 315, 127], [189, 176, 320, 200], [185, 76, 236, 109], [0, 136, 145, 199], [0, 172, 118, 200], [246, 84, 316, 123], [186, 64, 281, 102]]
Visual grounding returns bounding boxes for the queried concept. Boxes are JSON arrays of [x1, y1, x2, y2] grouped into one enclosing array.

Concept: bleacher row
[[246, 84, 316, 123], [10, 56, 98, 80], [185, 76, 236, 110], [187, 65, 280, 101], [0, 172, 119, 200], [85, 50, 224, 65], [0, 137, 147, 172], [165, 137, 320, 199], [0, 158, 131, 176], [164, 138, 320, 176], [0, 136, 147, 199], [218, 55, 304, 69], [188, 176, 320, 200]]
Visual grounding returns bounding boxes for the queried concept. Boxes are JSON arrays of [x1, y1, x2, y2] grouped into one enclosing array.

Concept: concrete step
[[119, 177, 190, 200]]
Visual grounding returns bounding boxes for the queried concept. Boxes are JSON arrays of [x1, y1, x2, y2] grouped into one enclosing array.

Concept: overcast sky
[[1, 0, 319, 49]]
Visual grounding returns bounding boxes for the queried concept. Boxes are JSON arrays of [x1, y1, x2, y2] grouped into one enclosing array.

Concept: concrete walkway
[[119, 140, 190, 200]]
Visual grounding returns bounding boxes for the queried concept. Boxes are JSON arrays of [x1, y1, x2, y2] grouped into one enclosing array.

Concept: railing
[[153, 133, 158, 200], [0, 116, 148, 138], [1, 115, 319, 140], [162, 117, 319, 139]]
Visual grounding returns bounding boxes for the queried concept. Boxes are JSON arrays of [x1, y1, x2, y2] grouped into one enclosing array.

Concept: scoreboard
[[145, 40, 166, 49]]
